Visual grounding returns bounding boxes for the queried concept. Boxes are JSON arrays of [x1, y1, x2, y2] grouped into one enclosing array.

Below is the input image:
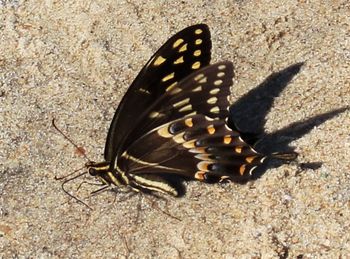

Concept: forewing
[[121, 62, 233, 150], [104, 24, 211, 162]]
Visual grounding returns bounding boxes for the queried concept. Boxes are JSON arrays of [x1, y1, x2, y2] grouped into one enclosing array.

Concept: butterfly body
[[86, 24, 296, 197]]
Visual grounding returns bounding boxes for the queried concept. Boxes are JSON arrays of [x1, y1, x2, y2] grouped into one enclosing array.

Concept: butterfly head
[[85, 161, 127, 187], [85, 161, 112, 184]]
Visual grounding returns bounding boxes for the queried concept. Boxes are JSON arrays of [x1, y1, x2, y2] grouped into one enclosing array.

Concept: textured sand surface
[[1, 1, 349, 258]]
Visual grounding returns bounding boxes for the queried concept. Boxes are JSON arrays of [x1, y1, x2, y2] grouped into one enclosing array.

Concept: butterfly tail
[[270, 151, 298, 161]]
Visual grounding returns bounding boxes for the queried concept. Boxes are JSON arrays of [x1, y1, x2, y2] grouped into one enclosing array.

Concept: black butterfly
[[85, 24, 296, 196]]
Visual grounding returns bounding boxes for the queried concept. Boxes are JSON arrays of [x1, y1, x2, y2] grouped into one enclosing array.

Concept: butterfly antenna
[[61, 171, 93, 210], [52, 118, 92, 162], [54, 165, 86, 180]]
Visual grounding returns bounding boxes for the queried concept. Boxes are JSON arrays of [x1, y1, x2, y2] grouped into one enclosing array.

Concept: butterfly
[[83, 24, 296, 197]]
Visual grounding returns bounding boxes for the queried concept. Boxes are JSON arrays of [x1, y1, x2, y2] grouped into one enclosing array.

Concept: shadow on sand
[[227, 62, 348, 179]]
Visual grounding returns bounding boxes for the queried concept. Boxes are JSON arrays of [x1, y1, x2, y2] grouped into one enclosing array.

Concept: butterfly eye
[[88, 168, 97, 176]]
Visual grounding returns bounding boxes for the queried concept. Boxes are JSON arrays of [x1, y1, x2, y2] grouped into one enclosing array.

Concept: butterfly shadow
[[227, 62, 349, 180]]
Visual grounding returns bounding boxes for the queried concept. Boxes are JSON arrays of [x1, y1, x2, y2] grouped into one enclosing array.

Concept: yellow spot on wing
[[210, 88, 220, 95], [214, 80, 223, 86], [170, 87, 182, 94], [194, 73, 205, 81], [195, 39, 202, 45], [153, 56, 166, 66], [195, 154, 211, 160], [179, 104, 192, 112], [173, 98, 190, 108], [187, 111, 197, 116], [197, 161, 210, 171], [218, 64, 226, 70], [185, 118, 193, 127], [173, 132, 185, 143], [192, 85, 202, 92], [174, 56, 184, 64], [139, 88, 151, 94], [217, 72, 225, 77], [193, 50, 201, 56], [192, 61, 201, 69], [195, 29, 203, 34], [189, 147, 206, 153], [179, 44, 187, 52], [210, 106, 220, 113], [207, 97, 218, 104], [173, 38, 184, 48], [158, 126, 172, 138], [183, 139, 196, 148], [162, 72, 175, 82], [199, 77, 207, 83], [166, 82, 177, 92], [149, 111, 161, 118]]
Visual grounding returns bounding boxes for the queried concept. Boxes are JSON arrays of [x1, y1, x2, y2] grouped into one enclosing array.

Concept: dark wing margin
[[104, 24, 211, 163]]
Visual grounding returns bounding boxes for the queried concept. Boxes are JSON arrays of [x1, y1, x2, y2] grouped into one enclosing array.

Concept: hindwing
[[118, 115, 266, 188], [115, 60, 267, 188]]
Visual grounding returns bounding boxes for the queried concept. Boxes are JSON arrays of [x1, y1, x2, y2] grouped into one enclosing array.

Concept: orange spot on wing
[[195, 171, 206, 180], [224, 135, 232, 144], [239, 164, 246, 175], [235, 146, 242, 154], [246, 156, 256, 163], [185, 118, 193, 127], [207, 125, 215, 134]]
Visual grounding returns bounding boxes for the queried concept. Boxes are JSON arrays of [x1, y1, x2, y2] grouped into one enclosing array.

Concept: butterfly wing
[[117, 115, 265, 196], [115, 61, 266, 195], [104, 24, 211, 162], [119, 62, 233, 152]]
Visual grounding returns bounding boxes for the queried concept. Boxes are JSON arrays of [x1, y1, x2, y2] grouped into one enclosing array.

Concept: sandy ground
[[1, 0, 349, 258]]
